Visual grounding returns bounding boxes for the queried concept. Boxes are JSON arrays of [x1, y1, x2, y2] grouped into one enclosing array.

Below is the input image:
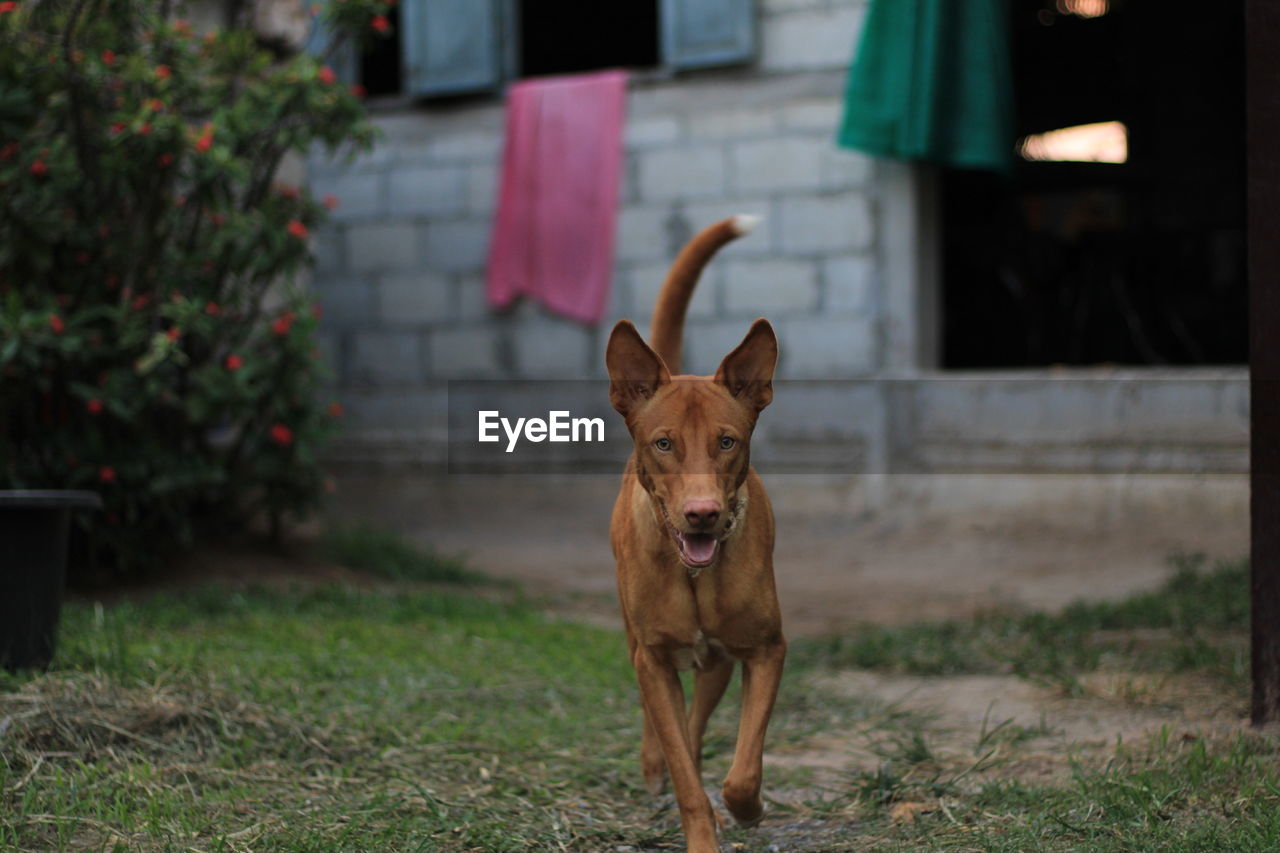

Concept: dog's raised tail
[[649, 215, 760, 374]]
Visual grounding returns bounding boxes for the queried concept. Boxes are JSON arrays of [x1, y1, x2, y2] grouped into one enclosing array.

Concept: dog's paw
[[722, 783, 765, 827], [642, 766, 668, 797], [641, 744, 668, 797], [729, 803, 764, 828]]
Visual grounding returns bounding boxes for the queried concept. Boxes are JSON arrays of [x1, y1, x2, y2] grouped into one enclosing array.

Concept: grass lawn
[[1, 541, 1276, 852]]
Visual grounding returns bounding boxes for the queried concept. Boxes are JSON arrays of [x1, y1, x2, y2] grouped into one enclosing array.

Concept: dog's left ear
[[714, 318, 777, 412]]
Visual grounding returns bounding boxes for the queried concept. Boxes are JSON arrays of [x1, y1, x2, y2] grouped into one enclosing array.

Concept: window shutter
[[661, 0, 757, 70], [403, 0, 504, 97], [303, 4, 358, 83]]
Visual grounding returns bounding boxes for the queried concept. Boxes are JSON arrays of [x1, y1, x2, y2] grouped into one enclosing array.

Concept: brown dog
[[605, 216, 784, 853]]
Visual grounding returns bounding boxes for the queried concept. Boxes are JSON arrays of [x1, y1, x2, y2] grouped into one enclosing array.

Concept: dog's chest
[[669, 630, 726, 671]]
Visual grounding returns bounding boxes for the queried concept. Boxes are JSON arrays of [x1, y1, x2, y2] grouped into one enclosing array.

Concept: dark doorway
[[519, 0, 661, 78], [941, 1, 1246, 368], [359, 5, 403, 96]]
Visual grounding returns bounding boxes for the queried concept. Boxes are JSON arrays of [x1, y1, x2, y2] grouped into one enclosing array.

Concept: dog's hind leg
[[640, 706, 668, 795], [687, 652, 733, 776]]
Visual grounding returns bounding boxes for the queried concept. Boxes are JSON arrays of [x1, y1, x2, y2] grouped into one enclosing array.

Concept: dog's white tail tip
[[730, 214, 763, 236]]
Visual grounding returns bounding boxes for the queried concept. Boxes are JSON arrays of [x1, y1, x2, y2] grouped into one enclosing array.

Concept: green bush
[[0, 0, 388, 575]]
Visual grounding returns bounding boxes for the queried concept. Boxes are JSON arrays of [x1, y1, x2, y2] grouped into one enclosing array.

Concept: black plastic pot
[[0, 490, 101, 671]]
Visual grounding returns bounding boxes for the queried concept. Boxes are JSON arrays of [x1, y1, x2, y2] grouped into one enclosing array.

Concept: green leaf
[[0, 336, 18, 365]]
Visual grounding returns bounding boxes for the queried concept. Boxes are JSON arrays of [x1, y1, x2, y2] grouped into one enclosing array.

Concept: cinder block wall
[[307, 0, 876, 454], [305, 0, 1249, 533]]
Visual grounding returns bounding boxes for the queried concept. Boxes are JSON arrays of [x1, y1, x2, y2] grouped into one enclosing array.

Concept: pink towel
[[486, 70, 628, 325]]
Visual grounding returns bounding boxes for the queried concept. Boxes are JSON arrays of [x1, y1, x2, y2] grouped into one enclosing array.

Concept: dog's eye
[[719, 436, 736, 451], [654, 437, 672, 452]]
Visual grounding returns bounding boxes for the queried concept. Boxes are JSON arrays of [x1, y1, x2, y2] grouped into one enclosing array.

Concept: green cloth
[[837, 0, 1015, 173]]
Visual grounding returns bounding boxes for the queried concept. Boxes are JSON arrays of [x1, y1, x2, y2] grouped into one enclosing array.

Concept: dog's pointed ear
[[606, 320, 671, 417], [714, 318, 777, 412]]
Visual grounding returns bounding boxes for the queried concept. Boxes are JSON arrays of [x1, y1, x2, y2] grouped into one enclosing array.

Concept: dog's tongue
[[681, 533, 717, 565]]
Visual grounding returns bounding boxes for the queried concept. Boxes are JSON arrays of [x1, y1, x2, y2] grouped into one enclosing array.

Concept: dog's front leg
[[722, 639, 786, 826], [633, 646, 720, 853]]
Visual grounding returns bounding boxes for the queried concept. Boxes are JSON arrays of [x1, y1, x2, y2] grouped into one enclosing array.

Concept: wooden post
[[1249, 0, 1280, 726]]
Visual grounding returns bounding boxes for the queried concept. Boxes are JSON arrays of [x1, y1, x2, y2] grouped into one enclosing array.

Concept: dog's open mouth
[[675, 531, 718, 568], [658, 500, 722, 569]]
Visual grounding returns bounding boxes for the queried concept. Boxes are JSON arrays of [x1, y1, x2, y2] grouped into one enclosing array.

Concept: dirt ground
[[321, 472, 1248, 636]]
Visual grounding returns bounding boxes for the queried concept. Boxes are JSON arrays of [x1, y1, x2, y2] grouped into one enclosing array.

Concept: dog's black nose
[[683, 500, 721, 529]]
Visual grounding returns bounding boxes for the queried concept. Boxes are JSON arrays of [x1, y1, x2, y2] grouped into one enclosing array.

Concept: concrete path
[[327, 471, 1247, 636]]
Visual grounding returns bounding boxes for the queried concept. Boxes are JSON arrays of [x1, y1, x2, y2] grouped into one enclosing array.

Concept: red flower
[[146, 98, 164, 112], [102, 49, 115, 66], [49, 314, 64, 334], [155, 64, 171, 79], [350, 83, 366, 98], [98, 466, 116, 483], [225, 354, 242, 371], [205, 301, 220, 315], [194, 132, 212, 153], [0, 2, 17, 13], [86, 398, 104, 415], [318, 65, 336, 85], [371, 14, 389, 33], [327, 401, 344, 418], [287, 220, 308, 240], [269, 423, 294, 446], [166, 327, 180, 341], [138, 122, 152, 135], [158, 152, 174, 167], [30, 159, 47, 176], [323, 194, 339, 210], [110, 122, 125, 135], [272, 311, 296, 336]]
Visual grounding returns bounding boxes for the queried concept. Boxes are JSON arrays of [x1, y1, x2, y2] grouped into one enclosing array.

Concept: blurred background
[[308, 0, 1246, 620]]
